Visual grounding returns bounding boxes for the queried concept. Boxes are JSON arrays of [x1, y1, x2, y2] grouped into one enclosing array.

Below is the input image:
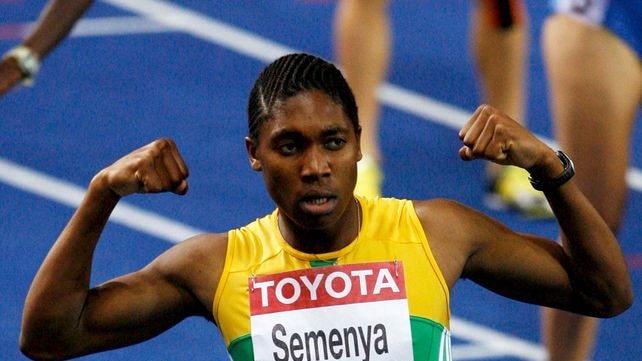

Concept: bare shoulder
[[410, 198, 511, 288], [147, 232, 229, 315], [412, 198, 507, 235], [413, 198, 487, 226]]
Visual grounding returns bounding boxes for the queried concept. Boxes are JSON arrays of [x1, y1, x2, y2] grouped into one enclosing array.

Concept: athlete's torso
[[214, 196, 451, 361]]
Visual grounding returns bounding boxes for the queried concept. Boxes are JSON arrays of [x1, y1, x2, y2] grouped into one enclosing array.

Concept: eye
[[325, 138, 346, 150], [278, 142, 299, 155]]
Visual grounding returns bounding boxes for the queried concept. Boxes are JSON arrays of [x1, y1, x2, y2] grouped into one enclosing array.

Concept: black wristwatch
[[528, 151, 575, 191]]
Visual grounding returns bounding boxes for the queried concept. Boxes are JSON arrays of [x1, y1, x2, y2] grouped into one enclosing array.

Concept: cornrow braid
[[247, 53, 359, 142]]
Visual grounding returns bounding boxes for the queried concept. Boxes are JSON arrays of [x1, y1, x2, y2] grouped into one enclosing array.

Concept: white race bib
[[249, 261, 413, 361]]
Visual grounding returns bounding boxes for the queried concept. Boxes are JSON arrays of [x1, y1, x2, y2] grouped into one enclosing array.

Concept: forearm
[[23, 0, 94, 58], [545, 180, 633, 316], [21, 175, 119, 353]]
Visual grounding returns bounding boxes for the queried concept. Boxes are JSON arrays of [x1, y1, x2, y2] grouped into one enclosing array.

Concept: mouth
[[299, 195, 337, 216]]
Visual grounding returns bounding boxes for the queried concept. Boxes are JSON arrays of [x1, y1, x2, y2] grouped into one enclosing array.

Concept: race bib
[[249, 261, 413, 361]]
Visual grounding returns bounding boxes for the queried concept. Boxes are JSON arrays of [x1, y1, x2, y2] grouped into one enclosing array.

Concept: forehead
[[262, 90, 354, 138]]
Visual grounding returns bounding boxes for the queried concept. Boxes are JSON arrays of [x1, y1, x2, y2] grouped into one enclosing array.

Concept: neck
[[278, 198, 361, 254]]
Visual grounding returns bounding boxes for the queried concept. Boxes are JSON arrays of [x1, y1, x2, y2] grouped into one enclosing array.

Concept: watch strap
[[529, 151, 575, 191]]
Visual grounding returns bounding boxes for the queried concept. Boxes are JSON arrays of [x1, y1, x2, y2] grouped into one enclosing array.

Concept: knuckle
[[143, 145, 160, 159], [156, 137, 175, 150], [471, 145, 485, 156], [153, 138, 169, 151], [147, 138, 172, 155]]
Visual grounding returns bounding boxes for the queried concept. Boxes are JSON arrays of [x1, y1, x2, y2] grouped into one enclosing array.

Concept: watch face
[[22, 54, 38, 75], [9, 47, 40, 78]]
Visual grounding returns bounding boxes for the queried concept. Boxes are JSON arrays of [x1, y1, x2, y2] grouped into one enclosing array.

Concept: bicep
[[463, 228, 575, 309], [417, 199, 576, 310], [72, 233, 224, 356], [75, 264, 199, 354]]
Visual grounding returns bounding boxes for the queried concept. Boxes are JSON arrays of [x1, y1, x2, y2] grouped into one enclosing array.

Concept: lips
[[299, 194, 338, 216]]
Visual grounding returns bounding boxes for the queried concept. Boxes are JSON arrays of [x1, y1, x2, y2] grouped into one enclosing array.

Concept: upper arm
[[72, 233, 228, 357], [414, 199, 578, 312]]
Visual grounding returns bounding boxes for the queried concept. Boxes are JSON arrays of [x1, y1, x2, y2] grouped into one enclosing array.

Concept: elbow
[[20, 331, 69, 361], [603, 289, 634, 318], [589, 284, 634, 318], [20, 340, 53, 361]]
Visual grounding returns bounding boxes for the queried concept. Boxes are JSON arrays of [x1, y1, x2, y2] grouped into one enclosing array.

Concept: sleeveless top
[[213, 196, 451, 361]]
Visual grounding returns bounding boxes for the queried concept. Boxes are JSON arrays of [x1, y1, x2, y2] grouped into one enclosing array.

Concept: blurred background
[[1, 1, 640, 360]]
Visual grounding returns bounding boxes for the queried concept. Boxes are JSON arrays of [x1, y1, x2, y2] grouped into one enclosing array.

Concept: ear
[[355, 125, 363, 162], [244, 137, 262, 171]]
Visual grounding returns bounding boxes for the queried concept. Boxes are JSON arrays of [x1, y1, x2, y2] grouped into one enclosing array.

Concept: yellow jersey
[[213, 196, 451, 360]]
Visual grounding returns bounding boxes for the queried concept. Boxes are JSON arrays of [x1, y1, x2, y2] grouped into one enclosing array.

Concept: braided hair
[[247, 53, 359, 142]]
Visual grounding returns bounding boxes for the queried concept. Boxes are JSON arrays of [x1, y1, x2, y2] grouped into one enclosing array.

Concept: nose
[[301, 145, 331, 181]]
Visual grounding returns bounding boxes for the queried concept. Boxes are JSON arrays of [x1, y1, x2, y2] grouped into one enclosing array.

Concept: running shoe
[[485, 166, 554, 219]]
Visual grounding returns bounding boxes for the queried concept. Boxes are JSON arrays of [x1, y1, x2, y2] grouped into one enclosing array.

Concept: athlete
[[20, 53, 632, 361], [541, 1, 641, 360]]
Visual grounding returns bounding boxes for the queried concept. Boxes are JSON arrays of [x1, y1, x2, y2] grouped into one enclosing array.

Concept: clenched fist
[[458, 104, 561, 179], [93, 138, 189, 197]]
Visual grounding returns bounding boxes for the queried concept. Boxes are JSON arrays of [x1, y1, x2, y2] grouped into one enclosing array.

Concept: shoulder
[[363, 197, 484, 231], [148, 232, 229, 314], [412, 198, 480, 223], [155, 232, 229, 270], [411, 198, 514, 248], [409, 198, 512, 287], [412, 198, 503, 228]]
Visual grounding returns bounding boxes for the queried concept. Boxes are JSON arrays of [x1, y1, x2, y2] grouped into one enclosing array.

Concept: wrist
[[528, 151, 575, 191], [3, 46, 40, 86], [89, 170, 122, 202]]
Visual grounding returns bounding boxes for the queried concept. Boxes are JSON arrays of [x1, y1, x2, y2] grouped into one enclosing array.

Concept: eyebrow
[[270, 125, 348, 141]]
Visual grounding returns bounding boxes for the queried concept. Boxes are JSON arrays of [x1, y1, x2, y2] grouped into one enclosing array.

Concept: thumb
[[459, 146, 474, 161], [173, 179, 189, 195]]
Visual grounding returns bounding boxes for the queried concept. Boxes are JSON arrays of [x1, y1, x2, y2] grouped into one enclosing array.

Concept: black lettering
[[358, 325, 372, 361], [272, 323, 289, 361], [373, 324, 389, 354], [328, 329, 343, 359], [290, 333, 304, 361], [343, 327, 359, 358], [304, 330, 328, 361], [270, 322, 390, 361]]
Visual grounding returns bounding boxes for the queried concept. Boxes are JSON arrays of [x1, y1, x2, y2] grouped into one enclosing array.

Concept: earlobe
[[249, 158, 262, 171], [245, 136, 262, 171]]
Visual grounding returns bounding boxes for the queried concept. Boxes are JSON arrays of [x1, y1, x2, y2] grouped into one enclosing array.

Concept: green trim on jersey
[[410, 316, 451, 361], [228, 334, 253, 360], [309, 259, 337, 268]]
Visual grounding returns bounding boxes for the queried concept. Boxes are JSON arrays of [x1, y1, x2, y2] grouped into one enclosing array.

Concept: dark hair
[[247, 53, 359, 142]]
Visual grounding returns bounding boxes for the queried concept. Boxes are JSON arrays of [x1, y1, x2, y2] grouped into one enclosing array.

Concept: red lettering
[[249, 262, 406, 315]]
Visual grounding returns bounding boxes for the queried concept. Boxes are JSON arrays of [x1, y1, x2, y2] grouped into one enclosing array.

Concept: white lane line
[[0, 157, 201, 243], [451, 318, 546, 361], [70, 16, 174, 36], [5, 16, 175, 40], [101, 0, 294, 62], [98, 0, 642, 194]]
